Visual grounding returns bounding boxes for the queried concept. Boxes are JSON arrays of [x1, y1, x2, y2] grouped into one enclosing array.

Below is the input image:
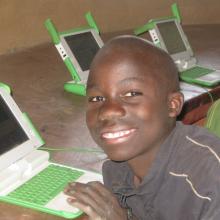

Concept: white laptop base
[[0, 87, 102, 219], [0, 149, 102, 218]]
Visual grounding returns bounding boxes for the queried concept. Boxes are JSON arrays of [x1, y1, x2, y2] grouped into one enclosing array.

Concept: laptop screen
[[156, 20, 187, 55], [0, 96, 28, 155], [63, 31, 101, 72], [0, 88, 42, 171]]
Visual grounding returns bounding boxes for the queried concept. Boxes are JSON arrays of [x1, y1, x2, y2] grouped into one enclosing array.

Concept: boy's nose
[[98, 100, 126, 121]]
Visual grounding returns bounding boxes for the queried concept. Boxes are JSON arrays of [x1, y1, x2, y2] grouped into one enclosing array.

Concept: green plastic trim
[[0, 195, 82, 219], [134, 2, 181, 35], [179, 75, 219, 88], [171, 3, 181, 22], [60, 26, 92, 36], [134, 21, 155, 35], [64, 82, 86, 96], [44, 19, 60, 44], [134, 16, 176, 35], [85, 12, 99, 34], [40, 146, 104, 154], [46, 12, 99, 40], [64, 58, 81, 82], [22, 112, 45, 146], [0, 82, 11, 94]]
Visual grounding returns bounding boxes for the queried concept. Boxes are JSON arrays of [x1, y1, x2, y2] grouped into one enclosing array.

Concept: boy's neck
[[128, 144, 160, 187], [128, 122, 175, 186]]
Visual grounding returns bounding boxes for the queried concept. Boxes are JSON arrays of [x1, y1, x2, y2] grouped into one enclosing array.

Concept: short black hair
[[89, 35, 180, 94]]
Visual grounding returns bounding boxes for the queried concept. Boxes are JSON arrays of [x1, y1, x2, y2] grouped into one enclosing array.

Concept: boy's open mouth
[[101, 128, 136, 140]]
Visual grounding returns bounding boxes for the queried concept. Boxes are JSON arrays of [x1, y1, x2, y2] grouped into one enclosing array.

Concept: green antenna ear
[[85, 12, 100, 34], [44, 19, 60, 44], [171, 3, 181, 22], [0, 82, 11, 94]]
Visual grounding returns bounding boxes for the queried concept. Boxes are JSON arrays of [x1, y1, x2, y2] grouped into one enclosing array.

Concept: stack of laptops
[[0, 87, 102, 219]]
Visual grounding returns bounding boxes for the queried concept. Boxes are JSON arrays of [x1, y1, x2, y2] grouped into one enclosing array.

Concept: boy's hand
[[64, 181, 127, 220]]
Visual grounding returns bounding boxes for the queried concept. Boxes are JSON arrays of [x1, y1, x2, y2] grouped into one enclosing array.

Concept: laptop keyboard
[[7, 164, 84, 205], [181, 66, 213, 78]]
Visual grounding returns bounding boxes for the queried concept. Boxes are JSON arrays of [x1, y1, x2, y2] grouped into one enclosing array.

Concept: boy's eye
[[88, 96, 105, 102], [123, 91, 143, 97]]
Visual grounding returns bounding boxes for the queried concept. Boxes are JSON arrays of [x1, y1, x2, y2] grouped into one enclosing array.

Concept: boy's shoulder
[[178, 122, 220, 153], [169, 122, 220, 189]]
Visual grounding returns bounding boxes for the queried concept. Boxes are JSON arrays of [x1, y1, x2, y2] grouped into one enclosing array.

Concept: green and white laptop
[[45, 12, 104, 96], [134, 3, 220, 87], [0, 87, 102, 219]]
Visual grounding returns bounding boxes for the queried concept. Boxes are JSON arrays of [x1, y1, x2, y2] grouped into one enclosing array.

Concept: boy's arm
[[64, 181, 128, 220]]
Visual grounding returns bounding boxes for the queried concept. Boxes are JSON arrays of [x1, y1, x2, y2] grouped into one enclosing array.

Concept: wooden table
[[0, 24, 220, 219]]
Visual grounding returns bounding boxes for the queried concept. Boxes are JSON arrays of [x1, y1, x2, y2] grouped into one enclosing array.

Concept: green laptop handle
[[85, 11, 100, 34], [64, 58, 81, 82], [171, 3, 181, 22], [45, 12, 99, 45], [0, 82, 11, 94], [64, 81, 86, 96], [44, 19, 60, 44], [134, 2, 181, 35]]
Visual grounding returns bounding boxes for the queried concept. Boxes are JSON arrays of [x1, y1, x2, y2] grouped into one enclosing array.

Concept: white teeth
[[102, 130, 132, 139]]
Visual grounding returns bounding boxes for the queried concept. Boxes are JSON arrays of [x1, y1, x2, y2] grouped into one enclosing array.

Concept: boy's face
[[86, 55, 175, 162]]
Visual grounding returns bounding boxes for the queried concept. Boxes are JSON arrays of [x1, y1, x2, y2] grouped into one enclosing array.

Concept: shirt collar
[[111, 122, 183, 197]]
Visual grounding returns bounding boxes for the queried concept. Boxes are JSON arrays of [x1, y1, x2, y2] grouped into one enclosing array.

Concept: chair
[[205, 99, 220, 138]]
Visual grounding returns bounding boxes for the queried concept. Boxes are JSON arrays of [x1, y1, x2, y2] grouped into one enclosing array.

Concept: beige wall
[[0, 0, 220, 55]]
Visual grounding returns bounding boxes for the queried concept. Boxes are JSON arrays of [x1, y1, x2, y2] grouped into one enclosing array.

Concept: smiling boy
[[65, 36, 220, 220]]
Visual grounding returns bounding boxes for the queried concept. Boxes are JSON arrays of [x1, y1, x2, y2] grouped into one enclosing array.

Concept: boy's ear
[[168, 92, 184, 117]]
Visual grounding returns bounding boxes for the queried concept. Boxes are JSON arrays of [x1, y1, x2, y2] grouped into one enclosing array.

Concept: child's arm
[[64, 181, 128, 220]]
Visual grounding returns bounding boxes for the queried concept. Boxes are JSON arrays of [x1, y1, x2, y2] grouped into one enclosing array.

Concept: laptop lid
[[59, 29, 104, 82], [153, 18, 195, 69], [0, 88, 42, 172]]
